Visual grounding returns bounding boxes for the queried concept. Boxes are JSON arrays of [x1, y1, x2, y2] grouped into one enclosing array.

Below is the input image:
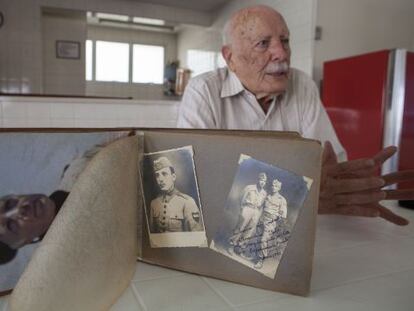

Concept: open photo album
[[0, 128, 322, 310]]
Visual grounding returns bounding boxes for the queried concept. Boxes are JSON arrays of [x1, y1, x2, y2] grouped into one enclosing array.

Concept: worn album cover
[[0, 131, 128, 293]]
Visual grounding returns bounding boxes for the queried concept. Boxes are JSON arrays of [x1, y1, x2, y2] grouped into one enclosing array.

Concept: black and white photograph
[[142, 146, 207, 248], [0, 131, 128, 293], [210, 154, 313, 278]]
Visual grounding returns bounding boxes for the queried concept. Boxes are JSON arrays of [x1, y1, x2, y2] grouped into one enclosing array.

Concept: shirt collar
[[221, 69, 245, 98], [220, 68, 288, 102]]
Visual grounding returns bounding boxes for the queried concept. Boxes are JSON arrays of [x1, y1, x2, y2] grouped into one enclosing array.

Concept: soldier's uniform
[[229, 183, 267, 248], [260, 192, 287, 255], [149, 156, 203, 233], [150, 189, 203, 233]]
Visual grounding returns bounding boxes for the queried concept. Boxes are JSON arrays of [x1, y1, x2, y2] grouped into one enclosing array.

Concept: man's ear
[[222, 46, 234, 70]]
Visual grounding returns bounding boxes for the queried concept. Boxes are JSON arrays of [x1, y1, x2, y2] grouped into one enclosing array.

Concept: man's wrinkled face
[[155, 167, 176, 193], [223, 9, 291, 97], [0, 194, 56, 249]]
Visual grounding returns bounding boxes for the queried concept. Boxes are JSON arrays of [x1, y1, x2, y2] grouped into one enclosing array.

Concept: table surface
[[1, 202, 413, 311]]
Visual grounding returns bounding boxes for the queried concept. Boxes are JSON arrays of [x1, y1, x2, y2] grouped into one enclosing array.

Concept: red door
[[322, 50, 390, 160], [399, 52, 414, 190]]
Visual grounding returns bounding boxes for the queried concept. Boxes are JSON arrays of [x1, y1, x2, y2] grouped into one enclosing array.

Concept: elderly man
[[228, 172, 268, 256], [178, 5, 413, 225], [149, 156, 203, 233]]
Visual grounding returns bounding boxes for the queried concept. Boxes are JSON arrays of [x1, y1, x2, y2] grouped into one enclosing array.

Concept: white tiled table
[[1, 202, 413, 311]]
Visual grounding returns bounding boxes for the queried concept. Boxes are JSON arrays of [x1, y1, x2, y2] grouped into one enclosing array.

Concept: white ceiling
[[130, 0, 231, 12]]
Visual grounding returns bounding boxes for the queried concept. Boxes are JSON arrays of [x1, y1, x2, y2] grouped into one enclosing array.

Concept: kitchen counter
[[1, 201, 413, 310]]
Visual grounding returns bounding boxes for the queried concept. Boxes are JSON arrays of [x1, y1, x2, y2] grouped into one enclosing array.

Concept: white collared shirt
[[177, 67, 346, 160]]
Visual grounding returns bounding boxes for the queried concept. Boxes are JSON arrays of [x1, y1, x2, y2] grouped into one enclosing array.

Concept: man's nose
[[269, 40, 289, 61]]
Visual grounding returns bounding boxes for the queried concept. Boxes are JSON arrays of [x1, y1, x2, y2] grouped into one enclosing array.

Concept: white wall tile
[[2, 102, 27, 119], [1, 93, 179, 129], [27, 103, 51, 120], [312, 236, 414, 291], [132, 275, 232, 311], [25, 118, 51, 128], [2, 118, 28, 128], [203, 277, 285, 307], [50, 104, 76, 119], [314, 0, 414, 82], [110, 287, 143, 311], [50, 119, 76, 128], [132, 262, 184, 282], [236, 268, 414, 311]]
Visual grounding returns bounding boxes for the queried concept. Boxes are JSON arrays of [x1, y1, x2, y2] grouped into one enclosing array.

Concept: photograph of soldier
[[210, 155, 312, 278], [0, 132, 128, 293], [142, 146, 207, 248], [150, 156, 203, 233]]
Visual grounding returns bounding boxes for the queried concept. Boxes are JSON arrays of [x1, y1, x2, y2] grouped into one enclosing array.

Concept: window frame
[[131, 43, 166, 85], [86, 39, 166, 85], [94, 39, 131, 83]]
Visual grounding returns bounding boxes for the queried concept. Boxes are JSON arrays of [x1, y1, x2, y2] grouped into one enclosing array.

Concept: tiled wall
[[177, 0, 317, 77], [0, 0, 212, 96], [0, 0, 43, 94], [40, 0, 212, 27], [0, 97, 179, 128], [314, 0, 414, 84], [42, 10, 87, 96], [86, 25, 178, 100], [177, 26, 223, 71]]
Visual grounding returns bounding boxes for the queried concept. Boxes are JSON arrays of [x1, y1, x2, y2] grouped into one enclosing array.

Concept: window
[[217, 53, 226, 68], [85, 40, 93, 81], [187, 49, 226, 77], [133, 44, 164, 84], [187, 50, 216, 77], [95, 40, 129, 82], [85, 40, 165, 84]]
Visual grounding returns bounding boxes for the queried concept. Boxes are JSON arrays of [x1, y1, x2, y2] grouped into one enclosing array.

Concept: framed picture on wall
[[56, 40, 80, 59]]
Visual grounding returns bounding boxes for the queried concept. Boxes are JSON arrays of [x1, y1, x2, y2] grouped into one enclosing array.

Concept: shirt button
[[164, 211, 166, 214]]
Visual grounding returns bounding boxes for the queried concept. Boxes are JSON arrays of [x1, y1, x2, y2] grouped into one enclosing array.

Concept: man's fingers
[[326, 158, 375, 176], [331, 203, 409, 226], [384, 189, 414, 200], [378, 205, 409, 226], [335, 190, 386, 205], [341, 167, 379, 179], [383, 170, 414, 186], [373, 146, 397, 166], [328, 177, 385, 194]]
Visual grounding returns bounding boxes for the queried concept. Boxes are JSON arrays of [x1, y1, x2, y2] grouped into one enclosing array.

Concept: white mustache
[[264, 62, 289, 74]]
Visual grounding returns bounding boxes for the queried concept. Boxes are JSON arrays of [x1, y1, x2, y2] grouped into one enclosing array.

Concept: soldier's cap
[[259, 172, 267, 180], [153, 156, 173, 171]]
